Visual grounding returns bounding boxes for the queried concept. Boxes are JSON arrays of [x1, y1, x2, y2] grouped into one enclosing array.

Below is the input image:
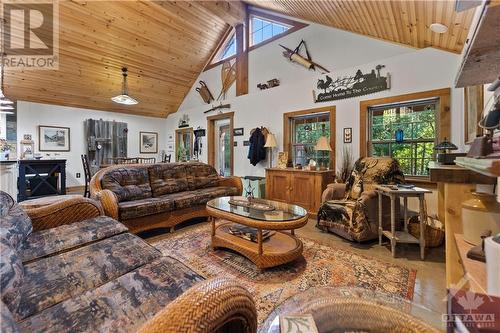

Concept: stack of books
[[228, 225, 275, 242]]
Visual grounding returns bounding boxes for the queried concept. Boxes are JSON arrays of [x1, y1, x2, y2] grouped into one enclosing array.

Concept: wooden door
[[267, 171, 290, 203], [289, 173, 315, 211]]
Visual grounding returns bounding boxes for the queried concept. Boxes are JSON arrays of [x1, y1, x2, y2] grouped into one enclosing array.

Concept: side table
[[376, 185, 432, 260]]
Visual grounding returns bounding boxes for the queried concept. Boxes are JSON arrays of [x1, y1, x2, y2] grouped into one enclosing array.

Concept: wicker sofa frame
[[90, 163, 243, 234]]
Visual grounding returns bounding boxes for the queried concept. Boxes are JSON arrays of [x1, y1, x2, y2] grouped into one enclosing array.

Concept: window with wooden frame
[[284, 106, 336, 170], [249, 14, 290, 46], [205, 10, 307, 71], [359, 88, 451, 180]]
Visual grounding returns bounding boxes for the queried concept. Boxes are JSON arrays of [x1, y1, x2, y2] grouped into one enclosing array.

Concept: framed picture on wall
[[343, 128, 352, 143], [464, 85, 484, 144], [38, 126, 70, 151], [140, 131, 158, 154], [233, 128, 244, 136]]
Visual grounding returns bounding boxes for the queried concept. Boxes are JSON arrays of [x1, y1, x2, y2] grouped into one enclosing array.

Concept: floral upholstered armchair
[[317, 157, 405, 242]]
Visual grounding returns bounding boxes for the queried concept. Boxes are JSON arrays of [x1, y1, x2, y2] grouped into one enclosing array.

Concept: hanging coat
[[247, 128, 266, 166]]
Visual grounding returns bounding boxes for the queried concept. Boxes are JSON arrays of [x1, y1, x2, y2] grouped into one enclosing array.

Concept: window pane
[[252, 18, 262, 32], [220, 35, 236, 60], [250, 16, 290, 46], [263, 23, 273, 40], [368, 100, 437, 177], [252, 30, 263, 45], [291, 114, 330, 167]]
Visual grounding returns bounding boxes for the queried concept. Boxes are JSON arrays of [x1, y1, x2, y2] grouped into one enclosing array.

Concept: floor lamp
[[264, 133, 277, 168]]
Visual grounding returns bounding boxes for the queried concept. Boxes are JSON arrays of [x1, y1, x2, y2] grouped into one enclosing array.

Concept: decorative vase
[[462, 192, 500, 246], [485, 235, 500, 297]]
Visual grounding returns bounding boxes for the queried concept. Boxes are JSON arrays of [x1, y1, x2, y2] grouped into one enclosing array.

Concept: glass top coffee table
[[206, 196, 309, 270]]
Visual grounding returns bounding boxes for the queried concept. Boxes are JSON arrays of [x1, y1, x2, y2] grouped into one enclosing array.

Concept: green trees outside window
[[369, 100, 437, 176], [291, 114, 330, 167]]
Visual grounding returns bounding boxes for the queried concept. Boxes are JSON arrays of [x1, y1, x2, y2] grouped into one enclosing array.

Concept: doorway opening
[[207, 112, 234, 176]]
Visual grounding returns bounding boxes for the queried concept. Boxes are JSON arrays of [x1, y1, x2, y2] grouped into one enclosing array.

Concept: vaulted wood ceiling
[[245, 0, 476, 54], [5, 1, 476, 118], [5, 1, 244, 118]]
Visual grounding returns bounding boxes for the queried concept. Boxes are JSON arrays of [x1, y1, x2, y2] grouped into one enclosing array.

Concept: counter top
[[266, 167, 335, 174], [428, 161, 496, 184]]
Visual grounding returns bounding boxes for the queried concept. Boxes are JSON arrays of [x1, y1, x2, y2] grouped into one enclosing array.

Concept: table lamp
[[264, 133, 277, 168], [315, 136, 332, 170]]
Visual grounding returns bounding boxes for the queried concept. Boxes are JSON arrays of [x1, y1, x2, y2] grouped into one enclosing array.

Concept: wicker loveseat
[[90, 162, 242, 233], [317, 157, 405, 242], [0, 191, 256, 333]]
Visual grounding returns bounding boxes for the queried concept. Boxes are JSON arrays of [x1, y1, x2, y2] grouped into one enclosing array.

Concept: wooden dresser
[[265, 168, 335, 215]]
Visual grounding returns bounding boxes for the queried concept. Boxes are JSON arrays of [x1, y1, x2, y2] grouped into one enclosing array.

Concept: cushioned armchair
[[317, 157, 405, 242]]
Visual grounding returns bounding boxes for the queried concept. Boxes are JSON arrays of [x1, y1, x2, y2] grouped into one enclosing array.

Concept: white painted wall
[[17, 101, 168, 187], [168, 22, 465, 180]]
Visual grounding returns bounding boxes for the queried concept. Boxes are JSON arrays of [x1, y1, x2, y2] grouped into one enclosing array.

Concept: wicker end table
[[206, 196, 309, 270]]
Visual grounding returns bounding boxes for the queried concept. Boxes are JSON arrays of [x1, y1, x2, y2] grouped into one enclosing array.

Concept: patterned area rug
[[153, 223, 416, 323]]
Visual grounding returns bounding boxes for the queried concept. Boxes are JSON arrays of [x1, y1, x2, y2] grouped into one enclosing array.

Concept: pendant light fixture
[[111, 67, 138, 105], [0, 18, 14, 114]]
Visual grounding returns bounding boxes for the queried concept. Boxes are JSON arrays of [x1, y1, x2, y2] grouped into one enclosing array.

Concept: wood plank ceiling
[[5, 1, 244, 118], [4, 1, 476, 118], [245, 0, 476, 54]]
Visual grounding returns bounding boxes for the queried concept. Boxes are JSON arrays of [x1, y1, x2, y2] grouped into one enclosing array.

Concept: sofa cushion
[[20, 216, 128, 263], [0, 238, 24, 314], [0, 204, 33, 251], [100, 167, 152, 202], [15, 233, 161, 320], [118, 196, 175, 220], [148, 163, 189, 197], [18, 256, 203, 333], [1, 300, 20, 333], [164, 186, 238, 210], [185, 162, 219, 190]]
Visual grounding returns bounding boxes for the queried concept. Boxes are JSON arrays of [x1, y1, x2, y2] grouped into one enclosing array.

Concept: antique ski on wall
[[314, 65, 390, 102]]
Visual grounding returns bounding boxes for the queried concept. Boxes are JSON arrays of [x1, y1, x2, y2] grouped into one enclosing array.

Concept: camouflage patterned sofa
[[0, 191, 256, 333], [90, 162, 242, 234]]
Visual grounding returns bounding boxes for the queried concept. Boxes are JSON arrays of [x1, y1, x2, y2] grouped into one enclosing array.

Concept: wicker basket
[[408, 215, 444, 248]]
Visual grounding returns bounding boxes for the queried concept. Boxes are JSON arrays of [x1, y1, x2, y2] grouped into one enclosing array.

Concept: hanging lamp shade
[[264, 133, 277, 148], [111, 67, 138, 105], [315, 136, 332, 151]]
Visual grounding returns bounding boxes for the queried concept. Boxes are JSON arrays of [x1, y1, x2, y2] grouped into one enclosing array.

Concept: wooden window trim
[[207, 112, 235, 176], [247, 9, 308, 51], [359, 88, 451, 182], [283, 106, 336, 170], [204, 9, 308, 72]]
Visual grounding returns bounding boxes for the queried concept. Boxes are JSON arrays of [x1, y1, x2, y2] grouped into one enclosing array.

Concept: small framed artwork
[[277, 151, 288, 169], [464, 85, 484, 144], [233, 128, 244, 136], [140, 131, 158, 154], [343, 128, 352, 143], [38, 125, 70, 151], [167, 133, 174, 142]]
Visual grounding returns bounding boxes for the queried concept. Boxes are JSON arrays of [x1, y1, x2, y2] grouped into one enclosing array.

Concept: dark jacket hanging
[[247, 128, 266, 166]]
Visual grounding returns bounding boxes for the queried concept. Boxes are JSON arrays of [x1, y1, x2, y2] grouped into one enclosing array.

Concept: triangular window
[[250, 15, 290, 46], [220, 33, 236, 60]]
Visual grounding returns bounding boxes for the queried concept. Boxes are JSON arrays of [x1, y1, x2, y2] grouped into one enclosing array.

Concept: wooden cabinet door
[[267, 172, 290, 202], [289, 174, 315, 211]]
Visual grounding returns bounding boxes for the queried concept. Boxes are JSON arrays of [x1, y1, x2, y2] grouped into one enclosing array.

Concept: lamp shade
[[315, 136, 332, 151], [264, 133, 277, 148]]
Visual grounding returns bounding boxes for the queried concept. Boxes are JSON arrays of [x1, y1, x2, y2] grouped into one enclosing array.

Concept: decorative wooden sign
[[314, 65, 390, 102]]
